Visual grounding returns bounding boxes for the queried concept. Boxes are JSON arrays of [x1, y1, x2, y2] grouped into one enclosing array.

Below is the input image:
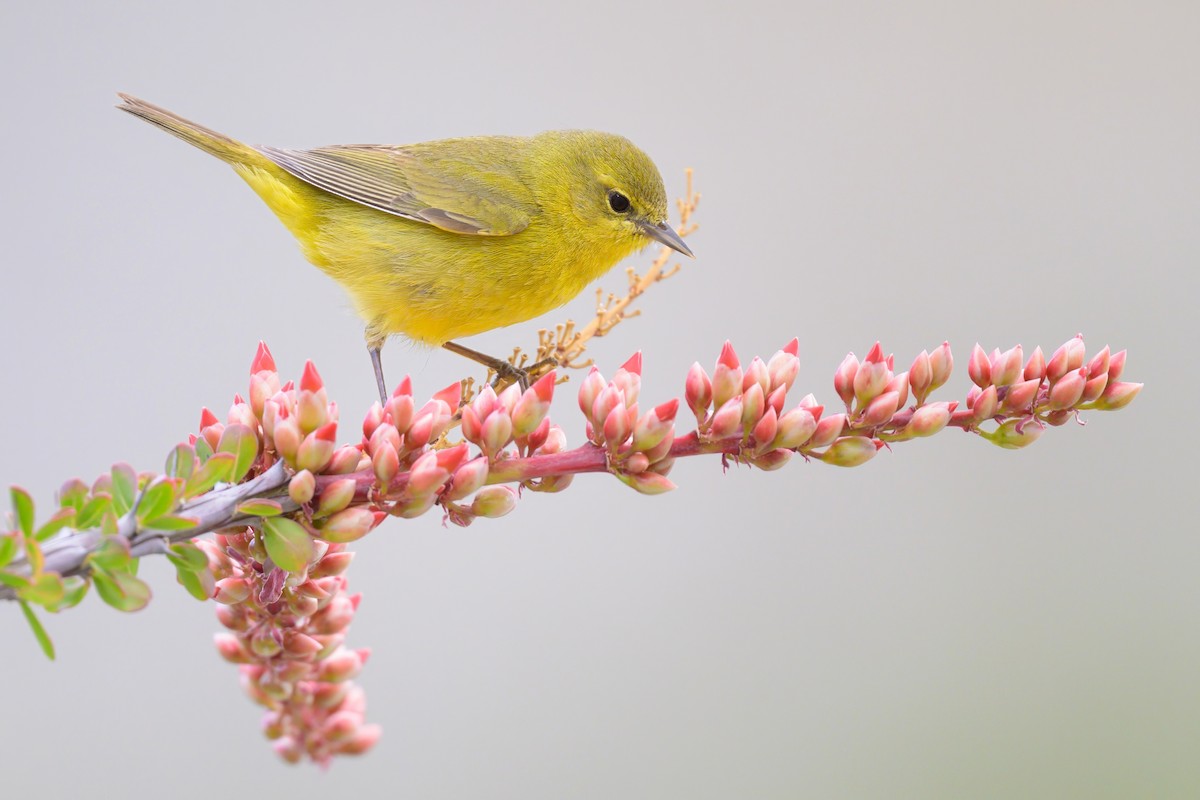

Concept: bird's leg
[[442, 341, 534, 391], [366, 333, 389, 405]]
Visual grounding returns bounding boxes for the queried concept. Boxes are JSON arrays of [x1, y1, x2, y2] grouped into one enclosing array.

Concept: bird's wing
[[256, 142, 535, 236]]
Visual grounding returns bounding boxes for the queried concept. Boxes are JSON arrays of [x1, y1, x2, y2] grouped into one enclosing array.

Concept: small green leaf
[[262, 517, 315, 574], [0, 533, 17, 568], [135, 479, 177, 526], [175, 565, 214, 601], [0, 570, 31, 590], [110, 463, 138, 517], [19, 600, 55, 660], [18, 572, 65, 606], [34, 507, 76, 542], [88, 535, 132, 572], [46, 576, 89, 612], [76, 493, 112, 529], [25, 538, 44, 575], [92, 568, 151, 612], [236, 498, 283, 517], [58, 479, 89, 511], [165, 443, 196, 481], [165, 541, 208, 572], [194, 436, 214, 463], [10, 487, 35, 537], [143, 515, 199, 532], [218, 424, 260, 482], [183, 452, 235, 499]]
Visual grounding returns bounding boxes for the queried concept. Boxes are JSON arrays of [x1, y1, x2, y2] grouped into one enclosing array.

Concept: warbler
[[116, 95, 693, 401]]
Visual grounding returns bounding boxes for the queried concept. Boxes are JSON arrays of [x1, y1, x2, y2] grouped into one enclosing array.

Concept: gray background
[[1, 1, 1196, 798]]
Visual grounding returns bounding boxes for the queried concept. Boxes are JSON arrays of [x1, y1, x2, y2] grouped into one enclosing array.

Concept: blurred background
[[1, 2, 1196, 798]]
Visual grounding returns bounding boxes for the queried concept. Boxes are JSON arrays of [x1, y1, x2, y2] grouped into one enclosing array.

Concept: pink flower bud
[[1001, 379, 1041, 414], [909, 350, 932, 403], [213, 577, 251, 605], [331, 445, 365, 475], [296, 388, 328, 434], [540, 424, 567, 455], [1023, 346, 1046, 381], [251, 341, 277, 373], [407, 450, 452, 496], [215, 603, 247, 631], [972, 385, 999, 422], [603, 404, 632, 449], [480, 409, 514, 459], [372, 441, 399, 487], [750, 448, 792, 471], [385, 394, 414, 434], [300, 360, 324, 393], [524, 418, 551, 452], [336, 724, 383, 756], [1065, 335, 1086, 371], [632, 399, 678, 453], [613, 367, 641, 407], [511, 372, 555, 438], [711, 356, 743, 410], [616, 471, 676, 495], [362, 402, 384, 441], [288, 470, 316, 505], [1080, 371, 1108, 404], [214, 632, 252, 664], [312, 682, 350, 710], [742, 356, 770, 396], [929, 341, 953, 391], [315, 478, 357, 518], [707, 398, 743, 439], [319, 648, 366, 682], [882, 371, 909, 411], [623, 452, 651, 474], [967, 344, 992, 388], [741, 383, 766, 429], [1107, 350, 1127, 381], [392, 375, 413, 398], [717, 340, 741, 370], [1093, 381, 1142, 411], [444, 457, 489, 501], [767, 347, 800, 394], [852, 359, 890, 409], [833, 353, 858, 409], [432, 381, 462, 412], [861, 390, 901, 428], [1048, 368, 1086, 409], [296, 422, 337, 473], [273, 417, 302, 464], [311, 595, 356, 635], [249, 372, 279, 420], [591, 385, 625, 431], [460, 405, 483, 445], [283, 631, 323, 657], [819, 436, 880, 467], [200, 406, 220, 430], [435, 443, 470, 475], [1046, 341, 1071, 384], [320, 508, 385, 544], [577, 368, 606, 421], [907, 402, 953, 437], [808, 412, 847, 449], [405, 407, 437, 450], [496, 383, 522, 416], [987, 418, 1045, 449], [472, 485, 518, 518], [685, 362, 713, 422], [1085, 345, 1109, 379], [773, 407, 818, 449], [752, 407, 778, 450], [991, 346, 1023, 387], [310, 550, 355, 579], [227, 401, 259, 433]]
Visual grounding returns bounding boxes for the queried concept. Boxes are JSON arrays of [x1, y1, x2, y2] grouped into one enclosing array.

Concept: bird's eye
[[607, 190, 631, 214]]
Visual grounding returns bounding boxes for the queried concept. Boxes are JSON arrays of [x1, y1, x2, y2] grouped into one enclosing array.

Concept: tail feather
[[116, 93, 257, 165]]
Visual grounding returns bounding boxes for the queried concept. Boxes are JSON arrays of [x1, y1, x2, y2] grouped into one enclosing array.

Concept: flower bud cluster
[[209, 528, 379, 765], [686, 340, 881, 468], [578, 353, 680, 493]]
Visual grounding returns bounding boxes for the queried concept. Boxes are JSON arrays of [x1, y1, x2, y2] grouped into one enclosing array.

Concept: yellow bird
[[116, 95, 693, 401]]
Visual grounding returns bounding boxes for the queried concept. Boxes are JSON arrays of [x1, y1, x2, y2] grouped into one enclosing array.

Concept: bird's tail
[[116, 93, 260, 166]]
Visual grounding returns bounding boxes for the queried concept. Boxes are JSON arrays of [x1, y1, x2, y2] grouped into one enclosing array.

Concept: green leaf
[[110, 463, 138, 517], [34, 507, 76, 542], [0, 570, 31, 590], [46, 576, 89, 612], [174, 565, 214, 601], [91, 568, 151, 612], [143, 515, 199, 532], [218, 424, 259, 482], [18, 572, 65, 606], [0, 533, 17, 569], [19, 600, 55, 660], [87, 535, 132, 572], [10, 487, 35, 537], [194, 436, 214, 463], [76, 493, 112, 529], [262, 517, 315, 574], [165, 443, 196, 481], [236, 498, 283, 517], [58, 479, 89, 511], [25, 538, 44, 575], [165, 541, 208, 572], [135, 479, 177, 526], [183, 452, 235, 499]]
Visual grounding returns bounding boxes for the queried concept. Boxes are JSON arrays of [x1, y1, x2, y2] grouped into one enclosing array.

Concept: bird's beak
[[639, 219, 695, 258]]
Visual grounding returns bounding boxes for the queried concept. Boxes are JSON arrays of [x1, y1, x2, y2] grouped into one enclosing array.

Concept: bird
[[116, 94, 693, 402]]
